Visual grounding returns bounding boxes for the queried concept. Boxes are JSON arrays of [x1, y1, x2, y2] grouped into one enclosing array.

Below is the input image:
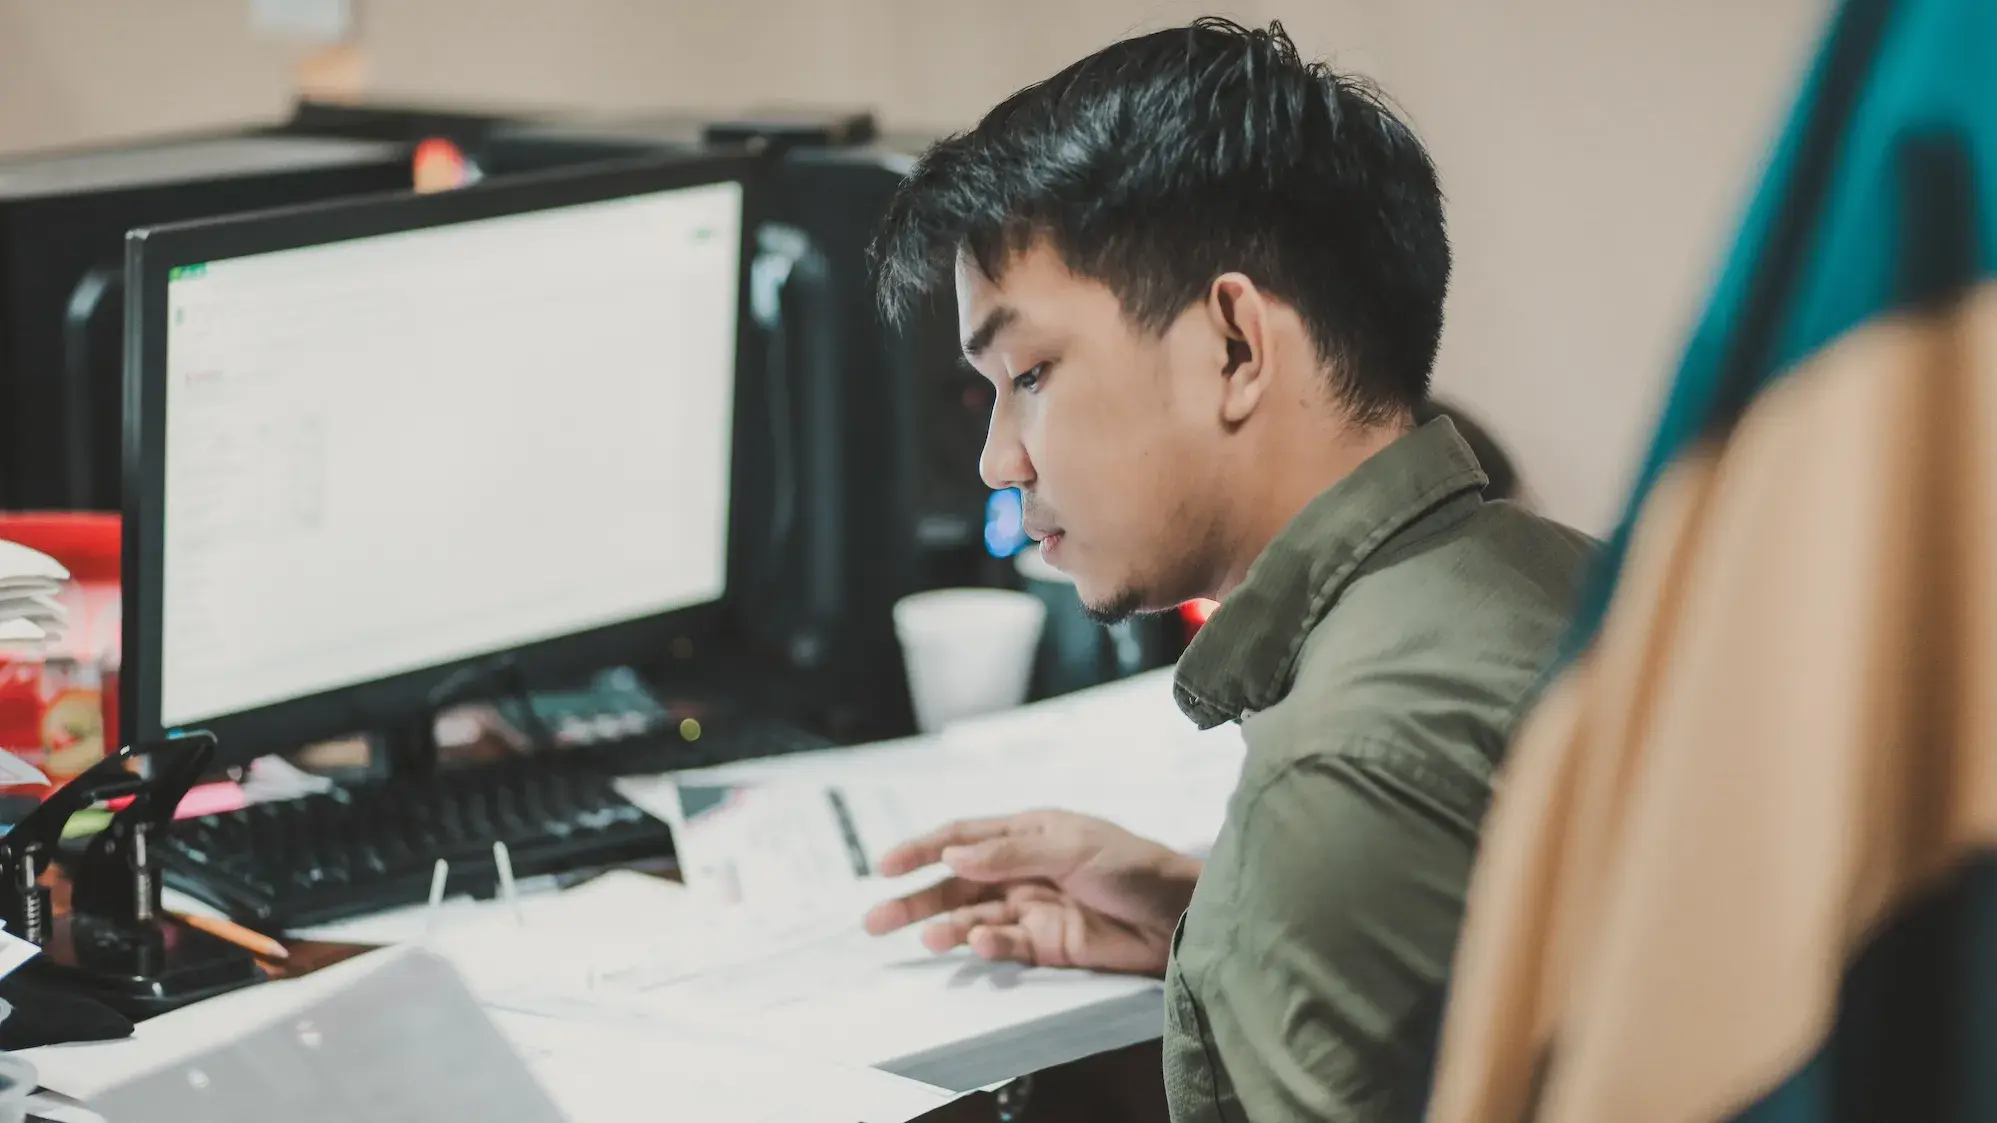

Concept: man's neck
[[1209, 414, 1412, 599]]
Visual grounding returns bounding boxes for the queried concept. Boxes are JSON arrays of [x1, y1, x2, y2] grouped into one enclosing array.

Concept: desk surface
[[29, 672, 1222, 1121], [38, 864, 1166, 1123]]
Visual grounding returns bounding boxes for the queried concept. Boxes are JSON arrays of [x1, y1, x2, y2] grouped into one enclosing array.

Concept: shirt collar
[[1172, 416, 1489, 727]]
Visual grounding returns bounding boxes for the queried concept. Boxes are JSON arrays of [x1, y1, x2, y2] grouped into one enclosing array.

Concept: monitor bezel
[[122, 152, 767, 760]]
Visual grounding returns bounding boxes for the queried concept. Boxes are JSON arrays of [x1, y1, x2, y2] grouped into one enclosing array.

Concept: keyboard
[[161, 719, 835, 934]]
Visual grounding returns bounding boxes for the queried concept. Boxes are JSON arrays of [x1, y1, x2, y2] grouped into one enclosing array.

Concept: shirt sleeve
[[1194, 739, 1487, 1121]]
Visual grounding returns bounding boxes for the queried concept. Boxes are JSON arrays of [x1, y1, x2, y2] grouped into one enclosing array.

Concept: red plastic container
[[0, 513, 121, 793]]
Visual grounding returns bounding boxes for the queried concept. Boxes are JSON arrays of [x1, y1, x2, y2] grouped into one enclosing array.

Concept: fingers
[[918, 899, 1020, 953], [921, 901, 1040, 966], [939, 833, 1071, 884], [863, 877, 992, 936], [1003, 881, 1064, 907], [873, 816, 1020, 878], [965, 924, 1036, 964]]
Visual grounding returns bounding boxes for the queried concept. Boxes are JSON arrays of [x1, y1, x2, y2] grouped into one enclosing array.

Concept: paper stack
[[0, 538, 69, 650], [68, 884, 970, 1123], [620, 667, 1248, 910]]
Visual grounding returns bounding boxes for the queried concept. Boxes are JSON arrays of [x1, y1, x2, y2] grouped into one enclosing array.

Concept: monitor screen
[[154, 180, 742, 730]]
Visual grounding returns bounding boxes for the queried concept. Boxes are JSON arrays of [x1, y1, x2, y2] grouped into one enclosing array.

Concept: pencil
[[175, 911, 290, 960]]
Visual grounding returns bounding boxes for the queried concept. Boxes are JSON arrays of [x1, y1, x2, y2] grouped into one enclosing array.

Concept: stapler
[[0, 732, 266, 1019]]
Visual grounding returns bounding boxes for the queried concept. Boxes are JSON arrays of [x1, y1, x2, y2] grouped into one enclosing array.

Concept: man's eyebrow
[[961, 305, 1019, 360]]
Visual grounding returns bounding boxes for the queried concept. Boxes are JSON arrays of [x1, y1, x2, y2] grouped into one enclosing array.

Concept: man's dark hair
[[870, 18, 1450, 421]]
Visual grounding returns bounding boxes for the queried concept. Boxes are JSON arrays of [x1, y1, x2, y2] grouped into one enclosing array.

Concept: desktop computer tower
[[748, 139, 987, 736], [747, 139, 1186, 718], [0, 131, 413, 511]]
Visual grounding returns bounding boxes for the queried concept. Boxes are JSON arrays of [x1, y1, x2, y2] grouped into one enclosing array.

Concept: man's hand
[[861, 810, 1202, 977]]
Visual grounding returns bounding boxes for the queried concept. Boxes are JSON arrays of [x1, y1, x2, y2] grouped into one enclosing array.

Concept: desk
[[26, 670, 1228, 1120], [38, 863, 1169, 1122]]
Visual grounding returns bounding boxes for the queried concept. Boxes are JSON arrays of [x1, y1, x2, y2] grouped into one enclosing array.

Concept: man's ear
[[1207, 273, 1274, 426]]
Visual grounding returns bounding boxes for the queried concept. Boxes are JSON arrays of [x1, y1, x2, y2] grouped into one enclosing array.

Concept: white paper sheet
[[646, 765, 1237, 909], [396, 872, 1159, 1084], [22, 928, 968, 1123], [21, 948, 404, 1101], [0, 593, 64, 626], [0, 540, 67, 583], [624, 669, 1243, 908], [24, 1090, 107, 1123], [0, 927, 40, 982], [489, 1009, 958, 1123], [0, 750, 49, 788], [0, 618, 45, 644], [558, 916, 1161, 1072]]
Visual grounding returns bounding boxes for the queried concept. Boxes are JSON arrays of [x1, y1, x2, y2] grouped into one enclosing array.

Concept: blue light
[[984, 488, 1028, 558]]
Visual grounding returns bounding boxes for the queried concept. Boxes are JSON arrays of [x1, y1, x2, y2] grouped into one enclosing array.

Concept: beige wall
[[0, 0, 1827, 533]]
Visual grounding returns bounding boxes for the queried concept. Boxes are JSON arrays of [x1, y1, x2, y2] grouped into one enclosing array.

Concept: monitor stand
[[380, 708, 443, 780], [375, 653, 554, 780]]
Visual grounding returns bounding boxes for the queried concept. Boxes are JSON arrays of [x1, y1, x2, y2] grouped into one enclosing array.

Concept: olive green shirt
[[1161, 417, 1596, 1123]]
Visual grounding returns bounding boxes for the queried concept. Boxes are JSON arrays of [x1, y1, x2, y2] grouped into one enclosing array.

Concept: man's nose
[[979, 406, 1032, 492]]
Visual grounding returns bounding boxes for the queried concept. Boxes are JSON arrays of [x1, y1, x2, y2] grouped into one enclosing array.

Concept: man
[[862, 18, 1596, 1122]]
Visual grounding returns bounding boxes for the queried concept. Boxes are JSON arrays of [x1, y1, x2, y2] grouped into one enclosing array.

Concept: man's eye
[[1012, 363, 1050, 393]]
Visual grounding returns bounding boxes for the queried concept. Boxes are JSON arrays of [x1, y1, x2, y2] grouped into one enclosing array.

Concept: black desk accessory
[[0, 972, 134, 1049], [0, 732, 265, 1019]]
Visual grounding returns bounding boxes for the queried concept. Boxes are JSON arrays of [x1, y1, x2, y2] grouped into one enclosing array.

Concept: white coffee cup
[[893, 588, 1047, 734]]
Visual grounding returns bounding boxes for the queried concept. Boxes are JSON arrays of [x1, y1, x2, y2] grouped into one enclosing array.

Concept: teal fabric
[[1565, 0, 1997, 657], [1551, 0, 1997, 1120]]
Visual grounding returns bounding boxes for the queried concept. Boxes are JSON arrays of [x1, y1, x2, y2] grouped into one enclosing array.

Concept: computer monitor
[[121, 155, 762, 762], [0, 131, 413, 511]]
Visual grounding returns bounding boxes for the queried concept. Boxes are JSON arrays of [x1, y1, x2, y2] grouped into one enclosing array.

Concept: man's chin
[[1077, 587, 1145, 627]]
